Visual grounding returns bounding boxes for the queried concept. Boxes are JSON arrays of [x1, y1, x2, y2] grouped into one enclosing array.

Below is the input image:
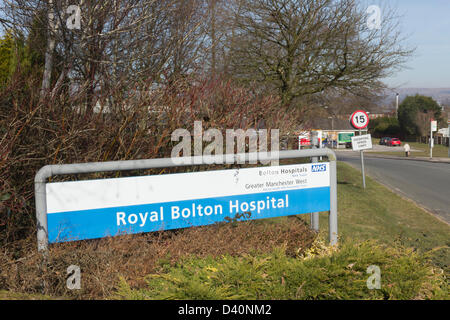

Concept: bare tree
[[1, 0, 210, 114], [40, 0, 56, 99], [225, 0, 413, 107]]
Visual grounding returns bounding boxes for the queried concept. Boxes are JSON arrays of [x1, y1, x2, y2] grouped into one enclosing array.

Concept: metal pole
[[35, 179, 49, 253], [310, 132, 319, 232], [35, 149, 339, 251], [361, 149, 366, 189], [395, 93, 399, 118], [329, 160, 338, 246], [359, 129, 366, 189], [448, 119, 450, 158], [430, 124, 433, 159]]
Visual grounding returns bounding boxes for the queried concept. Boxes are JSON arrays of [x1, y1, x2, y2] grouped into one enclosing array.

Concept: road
[[337, 152, 450, 224]]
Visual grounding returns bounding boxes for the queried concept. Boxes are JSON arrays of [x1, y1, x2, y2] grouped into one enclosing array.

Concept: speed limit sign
[[350, 110, 369, 130]]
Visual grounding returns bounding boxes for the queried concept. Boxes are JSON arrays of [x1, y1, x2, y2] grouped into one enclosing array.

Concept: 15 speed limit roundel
[[350, 110, 369, 129]]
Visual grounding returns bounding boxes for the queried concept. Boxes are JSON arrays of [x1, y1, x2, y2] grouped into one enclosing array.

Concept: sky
[[380, 0, 450, 89]]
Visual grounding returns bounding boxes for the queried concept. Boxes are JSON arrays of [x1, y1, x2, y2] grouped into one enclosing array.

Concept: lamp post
[[328, 117, 334, 130], [324, 105, 335, 148], [395, 93, 399, 118], [324, 105, 334, 129]]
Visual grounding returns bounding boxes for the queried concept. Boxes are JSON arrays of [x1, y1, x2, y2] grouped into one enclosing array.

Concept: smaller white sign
[[431, 121, 437, 132], [351, 134, 373, 151]]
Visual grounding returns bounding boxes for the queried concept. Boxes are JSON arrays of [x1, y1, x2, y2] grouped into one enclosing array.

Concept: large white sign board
[[46, 163, 331, 243]]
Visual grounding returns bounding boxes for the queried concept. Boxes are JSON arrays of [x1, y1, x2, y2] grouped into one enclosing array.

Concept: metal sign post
[[310, 132, 319, 231], [430, 120, 437, 159], [350, 110, 370, 190], [448, 118, 450, 158], [359, 130, 366, 189], [351, 132, 372, 190], [430, 126, 433, 159]]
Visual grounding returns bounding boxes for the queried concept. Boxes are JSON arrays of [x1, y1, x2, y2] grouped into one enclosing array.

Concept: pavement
[[366, 144, 422, 153], [362, 153, 450, 164], [336, 151, 450, 224]]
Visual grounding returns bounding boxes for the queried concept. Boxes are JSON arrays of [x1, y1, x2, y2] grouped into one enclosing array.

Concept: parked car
[[345, 141, 352, 149], [387, 138, 402, 147], [379, 137, 391, 145]]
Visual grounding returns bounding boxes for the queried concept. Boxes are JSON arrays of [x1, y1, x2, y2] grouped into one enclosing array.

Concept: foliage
[[369, 116, 401, 137], [0, 32, 15, 86], [115, 239, 448, 300], [0, 32, 31, 86], [0, 24, 46, 89], [398, 95, 442, 136]]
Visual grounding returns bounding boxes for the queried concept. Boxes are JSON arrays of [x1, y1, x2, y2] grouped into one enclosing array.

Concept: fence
[[418, 135, 450, 146]]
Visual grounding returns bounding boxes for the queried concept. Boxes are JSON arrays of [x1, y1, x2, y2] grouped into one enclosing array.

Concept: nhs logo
[[312, 164, 327, 173]]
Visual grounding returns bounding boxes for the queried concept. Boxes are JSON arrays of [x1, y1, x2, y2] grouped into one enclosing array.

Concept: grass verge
[[313, 161, 449, 273]]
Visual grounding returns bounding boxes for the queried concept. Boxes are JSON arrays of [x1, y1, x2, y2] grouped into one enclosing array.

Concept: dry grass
[[0, 217, 316, 299]]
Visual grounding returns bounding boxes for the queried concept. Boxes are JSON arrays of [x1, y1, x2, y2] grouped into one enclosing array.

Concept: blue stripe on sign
[[47, 187, 330, 243]]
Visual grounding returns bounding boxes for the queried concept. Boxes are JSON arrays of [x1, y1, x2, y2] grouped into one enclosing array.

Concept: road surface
[[337, 152, 450, 224]]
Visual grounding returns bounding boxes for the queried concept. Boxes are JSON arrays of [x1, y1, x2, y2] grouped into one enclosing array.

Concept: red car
[[387, 138, 402, 146]]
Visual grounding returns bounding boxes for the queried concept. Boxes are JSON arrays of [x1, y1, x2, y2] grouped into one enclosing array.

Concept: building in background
[[296, 117, 368, 149]]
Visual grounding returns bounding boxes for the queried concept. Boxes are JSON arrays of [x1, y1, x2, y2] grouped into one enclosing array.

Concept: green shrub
[[370, 117, 401, 137], [115, 239, 448, 300]]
